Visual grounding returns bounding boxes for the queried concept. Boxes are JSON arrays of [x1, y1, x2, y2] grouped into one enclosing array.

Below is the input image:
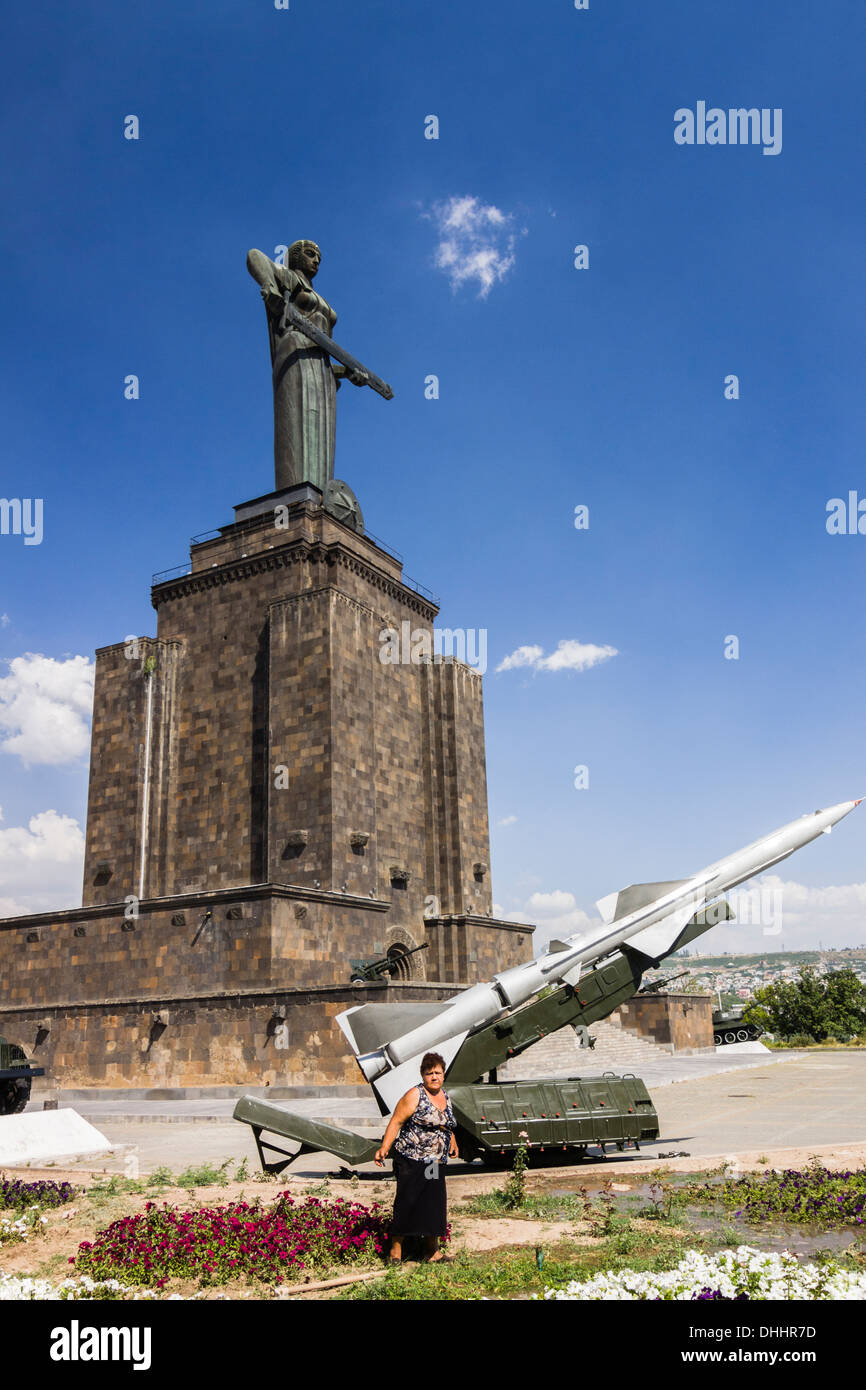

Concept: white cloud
[[0, 614, 9, 628], [699, 875, 866, 954], [0, 808, 84, 916], [498, 815, 518, 826], [426, 195, 524, 297], [526, 889, 580, 915], [0, 653, 94, 765], [505, 888, 599, 946], [496, 639, 618, 674]]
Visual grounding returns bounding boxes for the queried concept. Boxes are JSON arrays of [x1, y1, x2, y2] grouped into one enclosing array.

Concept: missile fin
[[622, 902, 700, 964], [335, 1007, 363, 1052], [596, 891, 619, 924], [547, 938, 571, 953], [598, 880, 692, 923], [335, 1001, 456, 1057]]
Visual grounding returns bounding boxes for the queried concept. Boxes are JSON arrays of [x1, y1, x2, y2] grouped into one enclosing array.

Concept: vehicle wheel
[[714, 1033, 723, 1046], [724, 1032, 737, 1044], [736, 1029, 750, 1042]]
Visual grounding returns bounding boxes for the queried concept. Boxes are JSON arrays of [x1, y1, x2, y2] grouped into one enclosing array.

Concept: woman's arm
[[374, 1088, 419, 1166]]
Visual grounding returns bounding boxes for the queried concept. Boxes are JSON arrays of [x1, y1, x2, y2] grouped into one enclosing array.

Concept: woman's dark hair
[[420, 1052, 446, 1075]]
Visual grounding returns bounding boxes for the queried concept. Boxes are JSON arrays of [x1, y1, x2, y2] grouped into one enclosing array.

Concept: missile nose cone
[[825, 799, 862, 824]]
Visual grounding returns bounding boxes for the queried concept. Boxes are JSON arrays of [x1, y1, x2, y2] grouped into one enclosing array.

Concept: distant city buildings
[[645, 948, 866, 1004]]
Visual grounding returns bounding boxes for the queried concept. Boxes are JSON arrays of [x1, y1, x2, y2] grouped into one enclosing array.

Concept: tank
[[0, 1036, 44, 1115], [711, 1009, 763, 1046]]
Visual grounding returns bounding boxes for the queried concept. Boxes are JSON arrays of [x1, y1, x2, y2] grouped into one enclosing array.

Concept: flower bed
[[73, 1193, 389, 1287], [0, 1209, 50, 1247], [540, 1246, 866, 1301], [0, 1271, 170, 1301], [703, 1166, 866, 1226], [0, 1178, 77, 1212]]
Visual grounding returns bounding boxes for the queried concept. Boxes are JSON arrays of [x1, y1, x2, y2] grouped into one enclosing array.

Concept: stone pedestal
[[0, 494, 534, 1090], [613, 992, 715, 1054]]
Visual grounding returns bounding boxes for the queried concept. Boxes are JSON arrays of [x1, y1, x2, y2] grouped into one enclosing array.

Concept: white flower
[[538, 1246, 866, 1301]]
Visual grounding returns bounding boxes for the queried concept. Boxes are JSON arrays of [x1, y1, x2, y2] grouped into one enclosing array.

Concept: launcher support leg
[[250, 1123, 305, 1175]]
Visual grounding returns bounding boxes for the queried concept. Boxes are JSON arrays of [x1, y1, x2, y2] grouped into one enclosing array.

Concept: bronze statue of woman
[[246, 240, 366, 492]]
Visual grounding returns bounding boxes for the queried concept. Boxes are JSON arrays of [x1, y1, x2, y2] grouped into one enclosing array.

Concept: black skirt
[[390, 1151, 448, 1237]]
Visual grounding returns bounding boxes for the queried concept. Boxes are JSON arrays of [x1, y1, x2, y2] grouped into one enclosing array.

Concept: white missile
[[337, 799, 861, 1109]]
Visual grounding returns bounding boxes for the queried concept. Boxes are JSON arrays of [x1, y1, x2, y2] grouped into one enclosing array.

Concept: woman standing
[[375, 1052, 458, 1264]]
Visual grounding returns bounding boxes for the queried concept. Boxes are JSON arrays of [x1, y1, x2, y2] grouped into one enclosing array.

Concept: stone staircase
[[497, 1016, 670, 1081]]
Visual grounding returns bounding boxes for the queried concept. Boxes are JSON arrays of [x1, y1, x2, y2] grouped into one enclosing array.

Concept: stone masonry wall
[[0, 985, 451, 1093], [614, 993, 715, 1053], [80, 503, 506, 977]]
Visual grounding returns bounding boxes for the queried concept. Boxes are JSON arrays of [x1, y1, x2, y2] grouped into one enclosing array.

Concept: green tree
[[743, 967, 866, 1042]]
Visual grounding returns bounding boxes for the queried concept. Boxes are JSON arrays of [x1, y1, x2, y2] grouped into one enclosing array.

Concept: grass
[[462, 1175, 690, 1229], [338, 1229, 706, 1300], [461, 1190, 589, 1221]]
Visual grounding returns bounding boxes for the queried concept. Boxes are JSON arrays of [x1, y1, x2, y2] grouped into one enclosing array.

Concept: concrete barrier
[[0, 1108, 112, 1165]]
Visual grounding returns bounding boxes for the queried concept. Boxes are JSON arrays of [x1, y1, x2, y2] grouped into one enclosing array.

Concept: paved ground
[[652, 1051, 866, 1157], [30, 1040, 788, 1126], [17, 1050, 866, 1179]]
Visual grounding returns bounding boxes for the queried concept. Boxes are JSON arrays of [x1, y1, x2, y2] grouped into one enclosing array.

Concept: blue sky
[[1, 1, 865, 951]]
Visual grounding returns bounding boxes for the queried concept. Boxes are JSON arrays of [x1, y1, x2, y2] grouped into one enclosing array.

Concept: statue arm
[[246, 249, 296, 316]]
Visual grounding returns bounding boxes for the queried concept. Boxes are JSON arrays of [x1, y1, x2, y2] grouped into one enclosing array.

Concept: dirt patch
[[451, 1217, 594, 1252]]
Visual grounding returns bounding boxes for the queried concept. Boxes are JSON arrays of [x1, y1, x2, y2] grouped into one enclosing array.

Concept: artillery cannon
[[0, 1036, 44, 1115], [349, 942, 428, 986]]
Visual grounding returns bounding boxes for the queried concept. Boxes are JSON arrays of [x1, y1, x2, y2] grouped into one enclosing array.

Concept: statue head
[[288, 240, 321, 280]]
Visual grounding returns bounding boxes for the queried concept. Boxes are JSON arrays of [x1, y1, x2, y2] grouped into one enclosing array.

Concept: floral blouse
[[394, 1086, 456, 1163]]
